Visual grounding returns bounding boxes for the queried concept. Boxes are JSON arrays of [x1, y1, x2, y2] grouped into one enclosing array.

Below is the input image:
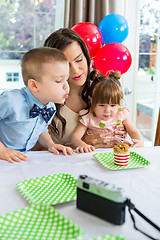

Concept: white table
[[0, 147, 160, 240]]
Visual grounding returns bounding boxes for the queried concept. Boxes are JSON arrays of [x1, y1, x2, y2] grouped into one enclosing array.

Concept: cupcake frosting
[[113, 143, 130, 154]]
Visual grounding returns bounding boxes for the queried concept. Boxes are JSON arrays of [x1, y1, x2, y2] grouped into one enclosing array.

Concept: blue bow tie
[[30, 104, 56, 123]]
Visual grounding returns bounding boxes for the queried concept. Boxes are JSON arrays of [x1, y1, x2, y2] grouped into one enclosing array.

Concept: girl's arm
[[123, 116, 144, 147], [71, 122, 95, 153]]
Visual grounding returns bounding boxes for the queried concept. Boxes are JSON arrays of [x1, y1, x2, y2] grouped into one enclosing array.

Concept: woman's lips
[[73, 74, 83, 80]]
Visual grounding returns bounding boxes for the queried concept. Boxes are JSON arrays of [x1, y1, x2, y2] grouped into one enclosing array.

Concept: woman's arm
[[123, 117, 144, 147]]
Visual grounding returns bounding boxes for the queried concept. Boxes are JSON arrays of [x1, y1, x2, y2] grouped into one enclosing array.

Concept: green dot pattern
[[89, 234, 126, 240], [16, 174, 77, 205], [116, 120, 121, 125], [0, 205, 84, 240], [99, 122, 105, 128], [93, 152, 151, 170]]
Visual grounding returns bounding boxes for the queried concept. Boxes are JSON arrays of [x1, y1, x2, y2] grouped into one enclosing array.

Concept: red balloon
[[72, 22, 103, 60], [93, 43, 132, 75]]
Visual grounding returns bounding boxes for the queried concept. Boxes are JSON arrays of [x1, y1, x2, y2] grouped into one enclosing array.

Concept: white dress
[[50, 105, 79, 145]]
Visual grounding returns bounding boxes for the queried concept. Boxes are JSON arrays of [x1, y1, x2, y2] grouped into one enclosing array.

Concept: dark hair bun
[[90, 69, 101, 82], [109, 71, 121, 80]]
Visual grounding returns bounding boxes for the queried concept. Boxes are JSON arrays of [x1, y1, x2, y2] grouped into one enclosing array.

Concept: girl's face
[[94, 102, 120, 121], [62, 41, 88, 89]]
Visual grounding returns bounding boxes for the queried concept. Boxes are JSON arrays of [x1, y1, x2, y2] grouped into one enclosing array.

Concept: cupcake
[[113, 143, 130, 166]]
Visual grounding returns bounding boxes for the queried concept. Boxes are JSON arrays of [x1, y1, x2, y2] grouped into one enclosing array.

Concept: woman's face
[[62, 41, 88, 89]]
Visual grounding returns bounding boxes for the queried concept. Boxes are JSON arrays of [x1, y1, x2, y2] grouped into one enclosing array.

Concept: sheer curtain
[[64, 0, 126, 28]]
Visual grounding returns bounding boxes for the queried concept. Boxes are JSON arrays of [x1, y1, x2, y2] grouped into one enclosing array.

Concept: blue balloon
[[99, 13, 129, 44]]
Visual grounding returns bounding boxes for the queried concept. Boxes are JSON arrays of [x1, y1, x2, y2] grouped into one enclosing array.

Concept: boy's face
[[35, 61, 70, 105]]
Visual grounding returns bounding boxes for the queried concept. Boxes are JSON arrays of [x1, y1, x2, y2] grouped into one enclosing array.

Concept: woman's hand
[[82, 132, 116, 148], [82, 124, 127, 148]]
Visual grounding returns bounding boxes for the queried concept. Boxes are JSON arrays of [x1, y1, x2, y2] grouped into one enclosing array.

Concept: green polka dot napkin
[[16, 173, 77, 205], [93, 152, 150, 170], [89, 235, 126, 240], [0, 205, 84, 240]]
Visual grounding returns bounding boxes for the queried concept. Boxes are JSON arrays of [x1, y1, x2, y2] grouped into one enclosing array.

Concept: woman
[[41, 28, 126, 148]]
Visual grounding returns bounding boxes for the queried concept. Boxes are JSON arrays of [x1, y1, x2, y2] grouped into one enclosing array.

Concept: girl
[[71, 70, 144, 153]]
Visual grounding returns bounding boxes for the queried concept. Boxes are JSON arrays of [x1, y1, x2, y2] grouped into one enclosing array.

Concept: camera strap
[[126, 199, 160, 240]]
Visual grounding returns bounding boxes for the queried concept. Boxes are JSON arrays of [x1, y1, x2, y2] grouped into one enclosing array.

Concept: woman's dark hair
[[90, 69, 123, 110], [44, 28, 91, 137]]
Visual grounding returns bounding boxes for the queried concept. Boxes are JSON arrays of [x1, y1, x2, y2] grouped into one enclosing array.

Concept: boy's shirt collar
[[22, 87, 55, 110]]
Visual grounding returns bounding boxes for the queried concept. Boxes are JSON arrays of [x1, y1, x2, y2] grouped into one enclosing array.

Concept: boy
[[0, 47, 74, 163]]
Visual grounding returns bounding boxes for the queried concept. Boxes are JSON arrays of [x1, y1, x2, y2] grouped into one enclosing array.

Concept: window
[[0, 0, 64, 92], [0, 0, 64, 60], [6, 72, 19, 82], [136, 0, 160, 145]]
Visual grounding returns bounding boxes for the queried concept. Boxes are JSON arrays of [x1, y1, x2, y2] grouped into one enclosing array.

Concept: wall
[[0, 60, 24, 93]]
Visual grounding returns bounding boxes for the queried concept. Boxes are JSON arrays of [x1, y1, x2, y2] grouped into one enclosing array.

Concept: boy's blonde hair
[[90, 69, 123, 110], [21, 47, 68, 86]]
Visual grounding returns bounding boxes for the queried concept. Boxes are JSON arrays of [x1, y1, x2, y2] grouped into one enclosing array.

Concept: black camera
[[76, 175, 127, 225], [77, 175, 160, 239]]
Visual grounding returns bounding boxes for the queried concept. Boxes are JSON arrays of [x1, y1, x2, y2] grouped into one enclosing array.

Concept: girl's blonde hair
[[90, 69, 123, 110]]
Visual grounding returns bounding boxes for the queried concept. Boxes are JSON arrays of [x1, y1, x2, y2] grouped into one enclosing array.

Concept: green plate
[[16, 173, 77, 205], [0, 205, 84, 240], [93, 152, 150, 170], [89, 235, 126, 240]]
